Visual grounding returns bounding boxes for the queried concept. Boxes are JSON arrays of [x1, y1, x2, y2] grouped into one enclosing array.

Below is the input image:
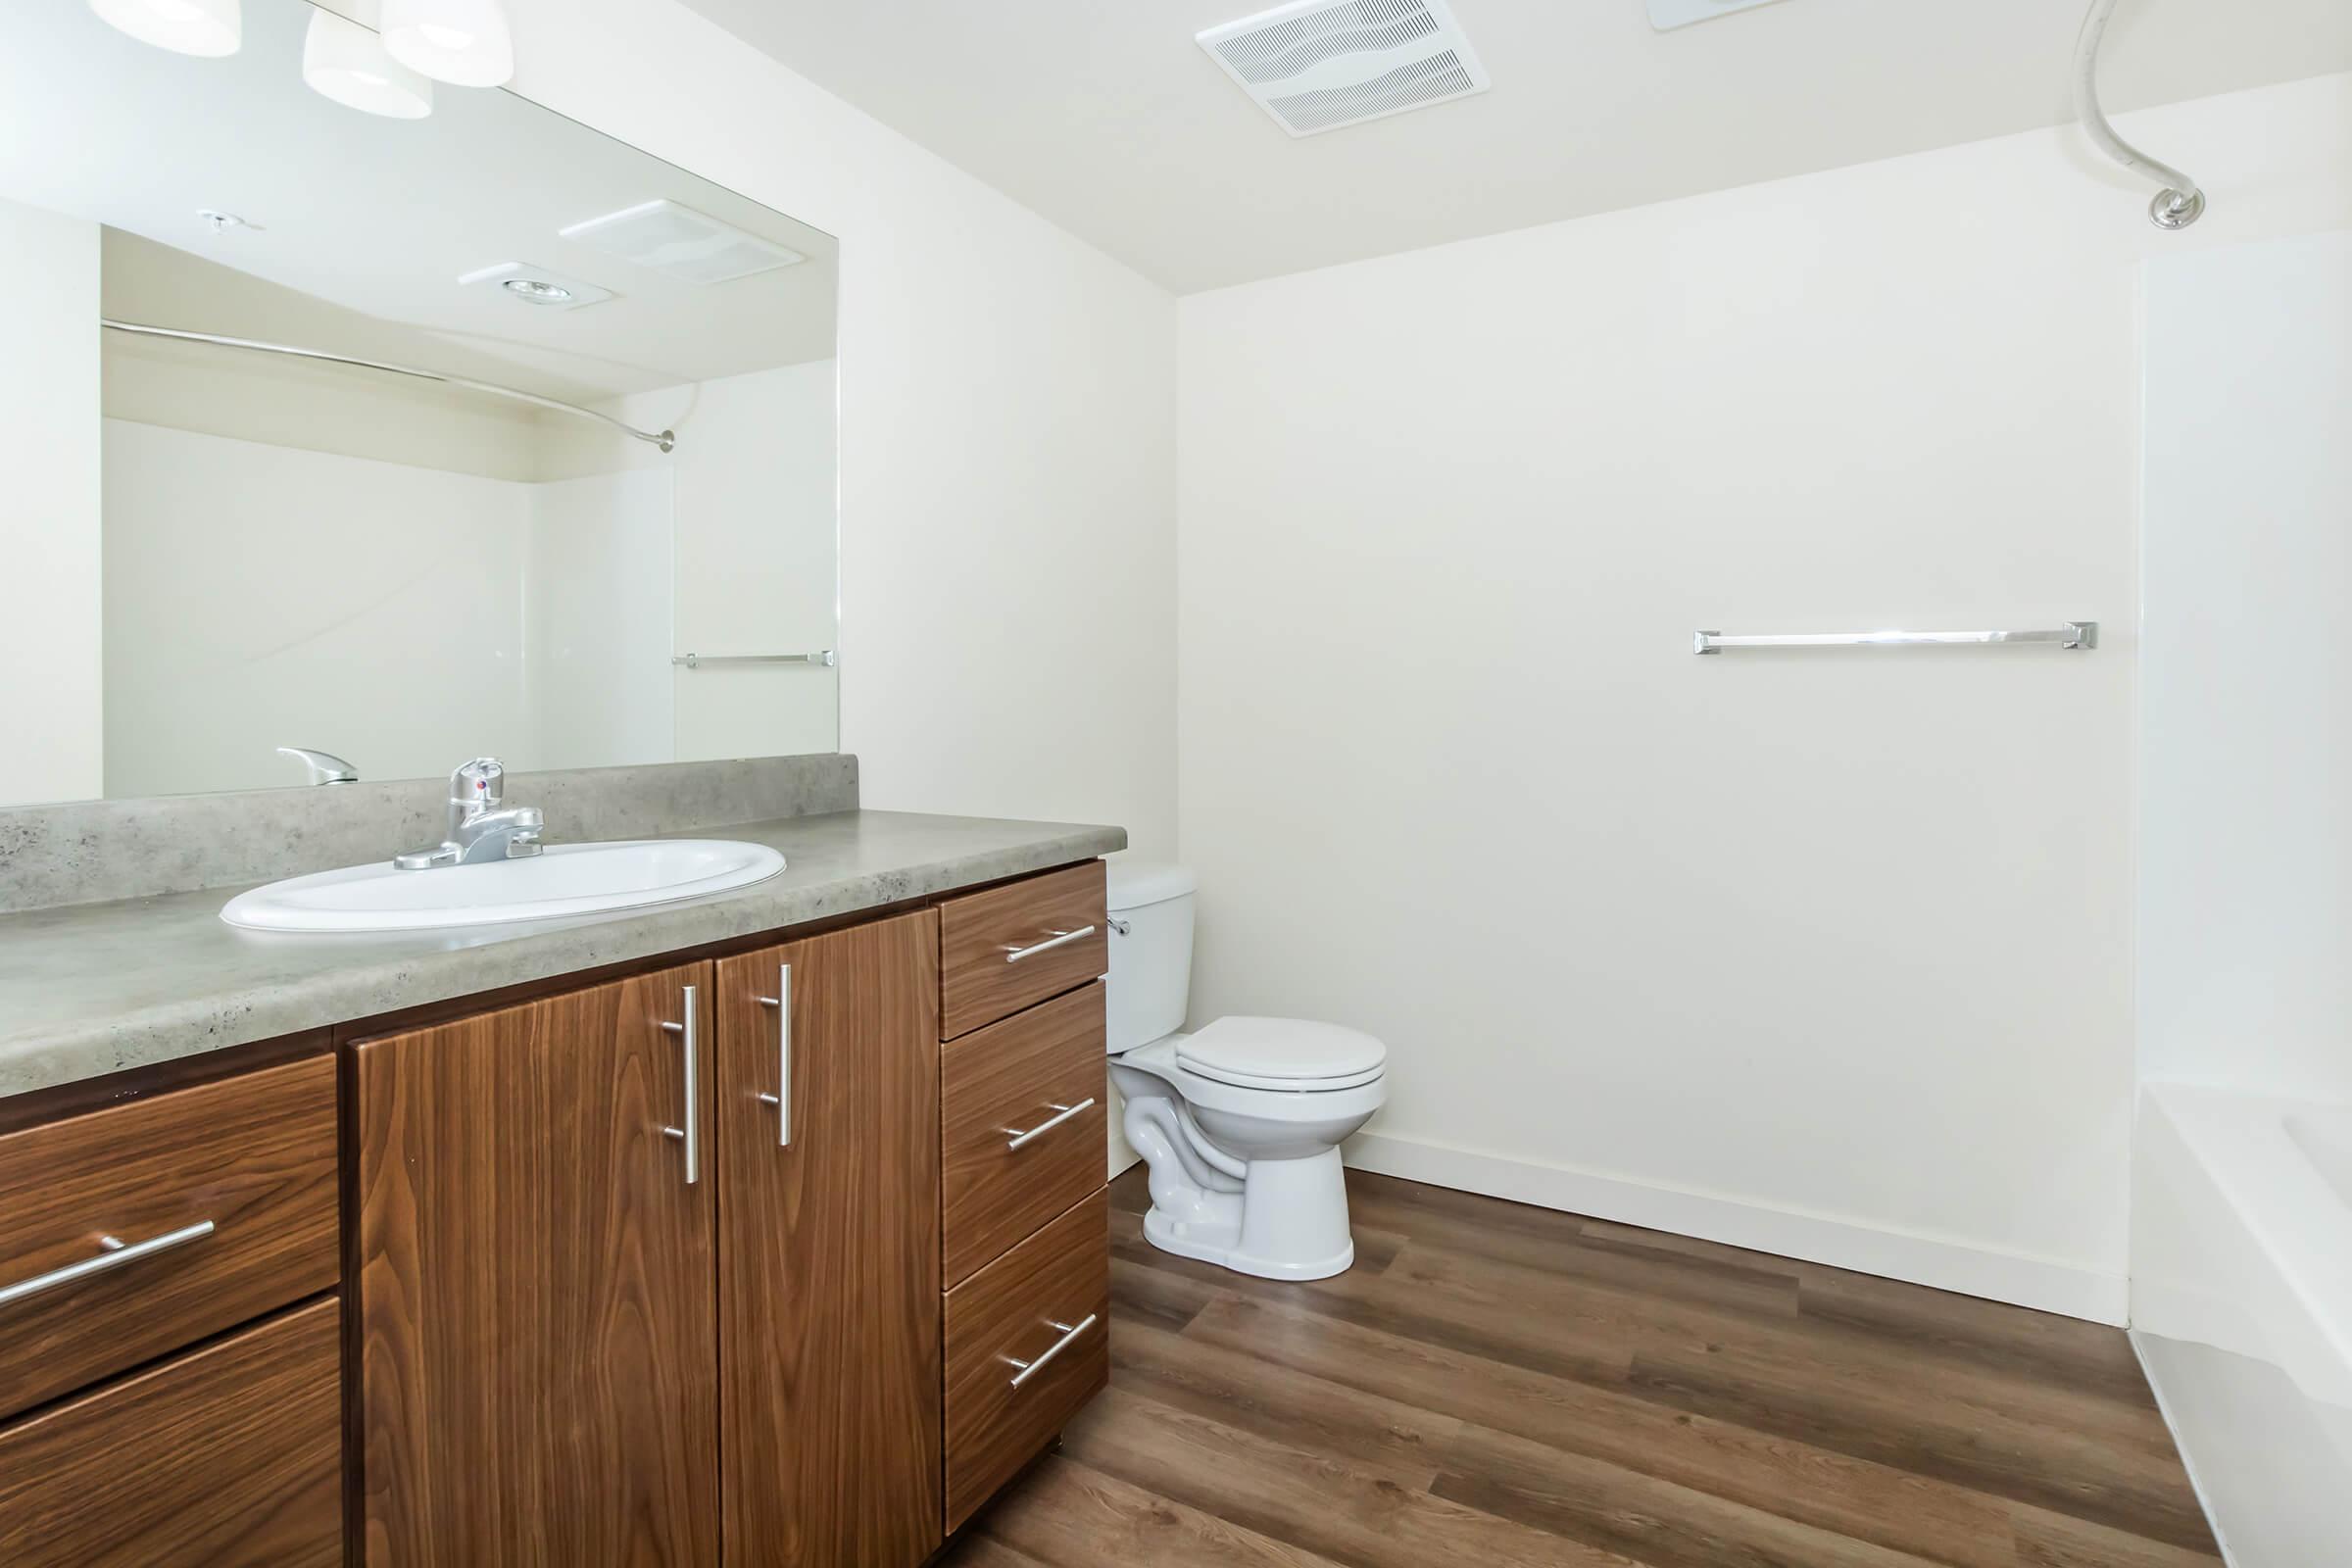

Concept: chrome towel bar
[[671, 651, 837, 669], [1693, 622, 2097, 655]]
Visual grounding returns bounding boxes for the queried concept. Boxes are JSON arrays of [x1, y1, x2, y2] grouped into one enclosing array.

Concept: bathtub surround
[[2138, 228, 2352, 1109], [0, 753, 857, 913], [1176, 74, 2352, 1325], [2132, 227, 2352, 1559]]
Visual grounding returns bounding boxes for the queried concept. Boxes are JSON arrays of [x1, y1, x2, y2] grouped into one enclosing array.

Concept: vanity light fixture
[[380, 0, 514, 88], [302, 10, 433, 121], [87, 0, 241, 57]]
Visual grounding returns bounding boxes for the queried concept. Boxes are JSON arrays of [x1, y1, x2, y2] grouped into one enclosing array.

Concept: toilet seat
[[1174, 1016, 1387, 1093]]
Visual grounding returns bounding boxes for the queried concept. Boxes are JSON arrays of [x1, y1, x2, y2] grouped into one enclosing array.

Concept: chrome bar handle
[[1004, 925, 1096, 964], [1693, 622, 2097, 654], [660, 985, 700, 1185], [1005, 1099, 1097, 1152], [0, 1220, 216, 1309], [755, 963, 792, 1148], [1006, 1313, 1098, 1390]]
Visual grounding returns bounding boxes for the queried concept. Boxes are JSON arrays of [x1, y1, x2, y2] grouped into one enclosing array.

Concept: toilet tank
[[1103, 861, 1197, 1054]]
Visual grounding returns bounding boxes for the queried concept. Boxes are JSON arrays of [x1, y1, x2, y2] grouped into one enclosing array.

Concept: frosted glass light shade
[[380, 0, 513, 88], [88, 0, 241, 57], [303, 11, 431, 120]]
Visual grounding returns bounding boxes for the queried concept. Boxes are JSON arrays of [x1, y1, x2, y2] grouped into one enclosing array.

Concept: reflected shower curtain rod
[[100, 318, 677, 452]]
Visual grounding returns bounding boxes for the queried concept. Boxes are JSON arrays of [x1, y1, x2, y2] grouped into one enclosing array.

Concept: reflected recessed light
[[457, 261, 614, 311], [503, 278, 574, 305]]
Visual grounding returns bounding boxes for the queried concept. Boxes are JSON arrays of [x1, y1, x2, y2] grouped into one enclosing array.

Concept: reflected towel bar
[[671, 652, 838, 668], [101, 318, 678, 453], [1693, 623, 2097, 655]]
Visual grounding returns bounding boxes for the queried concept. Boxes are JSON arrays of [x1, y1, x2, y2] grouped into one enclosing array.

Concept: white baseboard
[[1342, 1130, 2128, 1325]]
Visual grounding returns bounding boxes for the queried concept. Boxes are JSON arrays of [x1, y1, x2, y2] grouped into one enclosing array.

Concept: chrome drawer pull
[[1005, 1099, 1097, 1152], [1004, 925, 1095, 964], [660, 985, 701, 1185], [755, 963, 792, 1148], [1006, 1312, 1098, 1390], [0, 1220, 216, 1309]]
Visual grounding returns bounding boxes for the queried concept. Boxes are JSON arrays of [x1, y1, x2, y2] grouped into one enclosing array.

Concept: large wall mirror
[[1, 0, 839, 808]]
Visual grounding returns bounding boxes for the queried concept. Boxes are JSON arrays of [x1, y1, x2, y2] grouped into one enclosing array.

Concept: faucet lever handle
[[451, 757, 507, 810]]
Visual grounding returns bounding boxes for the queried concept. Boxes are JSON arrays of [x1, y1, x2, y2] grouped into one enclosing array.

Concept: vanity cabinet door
[[351, 962, 719, 1568], [714, 912, 943, 1567]]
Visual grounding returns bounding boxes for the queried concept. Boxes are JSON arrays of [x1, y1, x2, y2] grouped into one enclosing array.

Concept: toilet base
[[1142, 1201, 1357, 1282]]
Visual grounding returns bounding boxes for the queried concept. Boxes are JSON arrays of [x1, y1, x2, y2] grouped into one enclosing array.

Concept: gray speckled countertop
[[0, 809, 1123, 1102]]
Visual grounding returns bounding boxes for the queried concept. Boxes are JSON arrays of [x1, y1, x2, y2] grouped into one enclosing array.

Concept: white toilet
[[1105, 861, 1387, 1281]]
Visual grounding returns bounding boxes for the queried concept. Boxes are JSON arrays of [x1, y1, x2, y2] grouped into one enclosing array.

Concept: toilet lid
[[1175, 1016, 1387, 1091]]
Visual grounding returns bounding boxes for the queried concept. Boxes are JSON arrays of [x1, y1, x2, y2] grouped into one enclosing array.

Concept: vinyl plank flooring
[[971, 1454, 1342, 1568], [1181, 1293, 2022, 1568], [1065, 1383, 1648, 1568], [1107, 1315, 1462, 1489], [950, 1167, 2224, 1568]]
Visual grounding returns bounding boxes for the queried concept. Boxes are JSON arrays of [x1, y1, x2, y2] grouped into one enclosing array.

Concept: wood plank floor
[[942, 1166, 2218, 1568]]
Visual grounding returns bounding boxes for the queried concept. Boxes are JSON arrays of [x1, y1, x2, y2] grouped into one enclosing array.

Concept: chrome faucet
[[394, 758, 544, 870], [278, 747, 359, 785]]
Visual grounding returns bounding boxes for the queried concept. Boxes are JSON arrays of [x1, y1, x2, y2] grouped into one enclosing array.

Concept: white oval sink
[[220, 839, 786, 933]]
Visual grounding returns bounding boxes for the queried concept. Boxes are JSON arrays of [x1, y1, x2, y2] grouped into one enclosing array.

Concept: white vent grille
[[1199, 0, 1489, 138], [558, 199, 806, 286]]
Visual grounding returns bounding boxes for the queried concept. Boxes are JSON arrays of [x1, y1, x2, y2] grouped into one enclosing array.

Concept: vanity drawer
[[0, 1055, 338, 1420], [942, 982, 1106, 1288], [938, 860, 1108, 1040], [942, 1187, 1109, 1531], [0, 1296, 344, 1567]]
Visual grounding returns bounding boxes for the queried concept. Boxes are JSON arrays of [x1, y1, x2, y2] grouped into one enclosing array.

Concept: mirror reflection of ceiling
[[0, 0, 838, 403]]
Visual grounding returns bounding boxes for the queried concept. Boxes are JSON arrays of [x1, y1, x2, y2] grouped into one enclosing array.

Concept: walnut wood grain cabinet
[[351, 960, 720, 1568], [353, 920, 952, 1568], [0, 1054, 337, 1422], [941, 981, 1107, 1288], [937, 860, 1108, 1040], [0, 1297, 343, 1568], [712, 911, 943, 1567]]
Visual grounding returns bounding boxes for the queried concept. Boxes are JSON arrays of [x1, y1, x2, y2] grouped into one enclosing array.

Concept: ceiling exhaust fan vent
[[1199, 0, 1490, 138]]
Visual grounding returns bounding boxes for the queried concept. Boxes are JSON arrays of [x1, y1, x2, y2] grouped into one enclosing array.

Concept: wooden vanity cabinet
[[712, 911, 942, 1567], [352, 916, 950, 1568], [351, 959, 720, 1567]]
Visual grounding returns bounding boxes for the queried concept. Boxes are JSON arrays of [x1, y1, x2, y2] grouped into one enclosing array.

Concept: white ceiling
[[0, 0, 837, 400], [681, 0, 2352, 294]]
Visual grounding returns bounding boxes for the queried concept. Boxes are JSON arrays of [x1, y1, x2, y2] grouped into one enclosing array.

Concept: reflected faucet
[[279, 747, 359, 785], [394, 758, 545, 870]]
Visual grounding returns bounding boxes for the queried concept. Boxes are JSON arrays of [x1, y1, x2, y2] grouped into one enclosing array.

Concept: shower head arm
[[2072, 0, 2204, 229]]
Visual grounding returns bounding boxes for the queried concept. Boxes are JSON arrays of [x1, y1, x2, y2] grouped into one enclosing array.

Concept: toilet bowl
[[1105, 863, 1386, 1281]]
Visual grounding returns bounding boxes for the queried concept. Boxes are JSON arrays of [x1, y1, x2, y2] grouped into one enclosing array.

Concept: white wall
[[0, 197, 102, 805], [1176, 75, 2352, 1321], [503, 0, 1177, 858], [2139, 228, 2352, 1107]]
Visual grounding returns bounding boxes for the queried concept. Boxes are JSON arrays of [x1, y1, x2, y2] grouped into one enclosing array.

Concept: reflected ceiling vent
[[1197, 0, 1489, 138], [559, 199, 806, 285], [1646, 0, 1792, 31]]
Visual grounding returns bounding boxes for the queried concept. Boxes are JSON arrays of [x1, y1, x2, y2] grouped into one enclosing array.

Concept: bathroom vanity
[[0, 788, 1120, 1567]]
